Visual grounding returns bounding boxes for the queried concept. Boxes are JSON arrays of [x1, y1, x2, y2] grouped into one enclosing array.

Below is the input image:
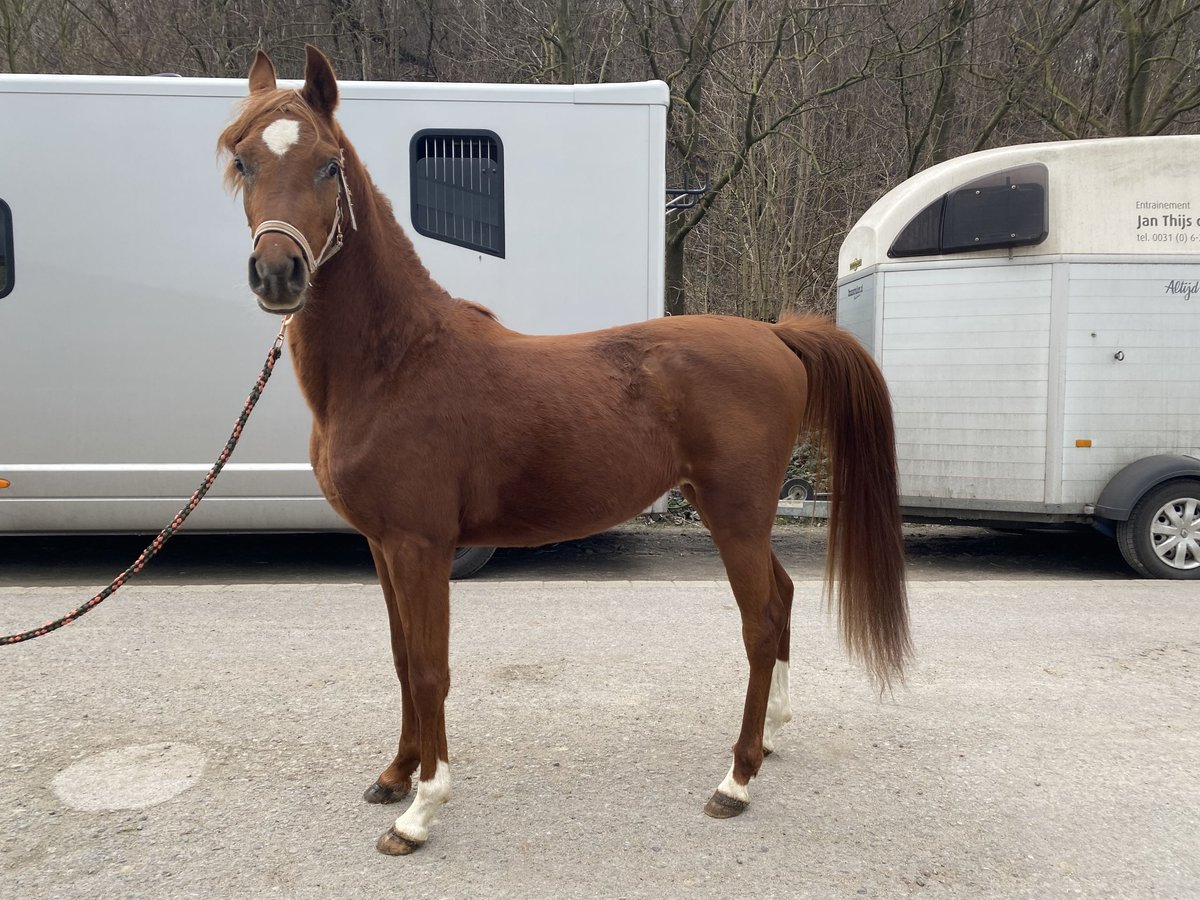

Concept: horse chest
[[307, 432, 352, 517], [310, 421, 458, 536]]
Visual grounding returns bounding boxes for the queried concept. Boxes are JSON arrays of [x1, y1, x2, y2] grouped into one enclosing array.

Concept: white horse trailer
[[0, 74, 667, 575], [836, 135, 1200, 578]]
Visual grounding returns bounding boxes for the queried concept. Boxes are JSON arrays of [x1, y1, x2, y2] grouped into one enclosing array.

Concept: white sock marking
[[262, 118, 301, 157], [392, 760, 451, 844], [717, 762, 750, 803], [763, 659, 793, 753]]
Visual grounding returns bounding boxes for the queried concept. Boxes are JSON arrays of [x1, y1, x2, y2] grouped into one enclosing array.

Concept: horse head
[[219, 46, 355, 314]]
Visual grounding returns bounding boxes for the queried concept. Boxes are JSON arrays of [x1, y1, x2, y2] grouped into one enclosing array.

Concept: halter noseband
[[251, 149, 358, 278]]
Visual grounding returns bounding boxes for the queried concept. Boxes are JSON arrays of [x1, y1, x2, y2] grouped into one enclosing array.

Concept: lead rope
[[0, 316, 292, 646]]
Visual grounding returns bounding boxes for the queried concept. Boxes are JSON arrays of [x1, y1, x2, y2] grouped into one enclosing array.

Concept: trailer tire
[[1116, 479, 1200, 579], [779, 477, 814, 502], [451, 546, 496, 580]]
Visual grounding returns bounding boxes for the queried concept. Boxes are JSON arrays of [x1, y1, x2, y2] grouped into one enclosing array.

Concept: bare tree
[[1, 0, 43, 71], [876, 0, 993, 176], [1028, 0, 1200, 136], [622, 0, 873, 316]]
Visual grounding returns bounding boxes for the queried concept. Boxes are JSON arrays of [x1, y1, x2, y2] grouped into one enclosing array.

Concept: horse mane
[[458, 300, 498, 322], [216, 89, 326, 193]]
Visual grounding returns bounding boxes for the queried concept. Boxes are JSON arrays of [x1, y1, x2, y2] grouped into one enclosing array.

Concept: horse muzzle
[[249, 239, 309, 315]]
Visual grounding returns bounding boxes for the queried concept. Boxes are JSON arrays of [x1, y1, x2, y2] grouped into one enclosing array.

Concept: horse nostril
[[287, 254, 308, 292], [248, 254, 264, 292]]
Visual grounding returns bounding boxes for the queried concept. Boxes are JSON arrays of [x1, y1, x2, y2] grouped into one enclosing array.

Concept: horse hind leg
[[682, 484, 787, 819], [762, 552, 794, 758]]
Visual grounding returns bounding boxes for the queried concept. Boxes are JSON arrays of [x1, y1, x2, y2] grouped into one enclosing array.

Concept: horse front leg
[[374, 535, 455, 856], [362, 540, 421, 805]]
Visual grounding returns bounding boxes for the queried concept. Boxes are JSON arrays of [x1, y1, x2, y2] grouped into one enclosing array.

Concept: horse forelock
[[217, 89, 332, 193]]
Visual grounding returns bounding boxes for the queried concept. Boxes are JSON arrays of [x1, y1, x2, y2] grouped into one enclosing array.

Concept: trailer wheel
[[1116, 479, 1200, 579], [451, 546, 496, 580], [779, 477, 814, 502]]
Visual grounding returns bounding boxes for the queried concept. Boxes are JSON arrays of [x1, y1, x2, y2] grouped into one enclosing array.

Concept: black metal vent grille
[[410, 130, 504, 258]]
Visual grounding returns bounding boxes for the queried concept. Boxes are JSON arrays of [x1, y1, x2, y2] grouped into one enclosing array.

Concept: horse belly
[[460, 433, 676, 547]]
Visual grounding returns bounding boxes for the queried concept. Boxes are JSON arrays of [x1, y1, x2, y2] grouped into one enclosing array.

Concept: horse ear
[[248, 50, 277, 94], [302, 45, 339, 117]]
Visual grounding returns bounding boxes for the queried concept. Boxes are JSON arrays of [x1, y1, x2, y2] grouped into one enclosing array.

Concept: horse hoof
[[704, 790, 749, 819], [363, 779, 411, 804], [762, 747, 773, 758], [376, 826, 423, 856]]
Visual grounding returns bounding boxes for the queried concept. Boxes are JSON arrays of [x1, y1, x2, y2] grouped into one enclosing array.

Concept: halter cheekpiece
[[252, 148, 358, 277]]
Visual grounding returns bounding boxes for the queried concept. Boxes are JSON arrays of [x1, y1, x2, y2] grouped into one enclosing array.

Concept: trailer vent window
[[888, 198, 942, 257], [889, 164, 1048, 258], [411, 130, 504, 258], [0, 199, 12, 299]]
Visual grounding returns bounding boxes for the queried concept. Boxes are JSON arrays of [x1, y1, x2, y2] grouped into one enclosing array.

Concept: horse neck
[[287, 145, 451, 419]]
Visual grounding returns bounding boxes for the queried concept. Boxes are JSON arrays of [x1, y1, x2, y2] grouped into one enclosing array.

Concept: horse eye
[[325, 161, 340, 178], [233, 156, 246, 174]]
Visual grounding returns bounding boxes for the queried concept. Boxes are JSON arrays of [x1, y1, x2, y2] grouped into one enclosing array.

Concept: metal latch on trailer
[[666, 172, 708, 212]]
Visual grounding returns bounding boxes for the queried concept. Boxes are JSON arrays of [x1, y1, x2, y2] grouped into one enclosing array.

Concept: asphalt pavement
[[1, 576, 1196, 898], [0, 521, 1136, 586]]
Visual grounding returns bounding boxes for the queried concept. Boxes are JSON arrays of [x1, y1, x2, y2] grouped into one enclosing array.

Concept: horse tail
[[771, 314, 911, 690]]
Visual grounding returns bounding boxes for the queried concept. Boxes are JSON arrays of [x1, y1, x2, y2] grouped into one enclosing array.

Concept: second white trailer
[[836, 135, 1200, 578]]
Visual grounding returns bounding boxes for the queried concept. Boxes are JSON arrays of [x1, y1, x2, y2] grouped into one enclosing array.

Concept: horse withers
[[218, 45, 910, 856]]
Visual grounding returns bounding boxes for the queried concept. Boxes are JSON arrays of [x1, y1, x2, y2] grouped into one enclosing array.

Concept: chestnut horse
[[219, 46, 910, 856]]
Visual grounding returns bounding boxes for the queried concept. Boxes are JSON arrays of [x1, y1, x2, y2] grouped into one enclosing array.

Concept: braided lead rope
[[1, 316, 292, 646]]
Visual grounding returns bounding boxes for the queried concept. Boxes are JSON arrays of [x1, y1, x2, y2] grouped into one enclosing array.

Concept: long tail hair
[[772, 314, 911, 689]]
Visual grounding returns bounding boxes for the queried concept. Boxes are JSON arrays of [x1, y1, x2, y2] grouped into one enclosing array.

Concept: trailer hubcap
[[1150, 497, 1200, 570]]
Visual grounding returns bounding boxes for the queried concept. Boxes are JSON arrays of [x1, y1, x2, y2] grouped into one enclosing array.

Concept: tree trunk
[[927, 0, 973, 165], [665, 233, 686, 316], [549, 0, 577, 84]]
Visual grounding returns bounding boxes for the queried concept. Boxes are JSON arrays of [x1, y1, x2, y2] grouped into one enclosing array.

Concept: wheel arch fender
[[1094, 454, 1200, 522]]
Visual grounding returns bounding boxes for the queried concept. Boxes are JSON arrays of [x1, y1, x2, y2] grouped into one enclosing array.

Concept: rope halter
[[251, 149, 358, 278]]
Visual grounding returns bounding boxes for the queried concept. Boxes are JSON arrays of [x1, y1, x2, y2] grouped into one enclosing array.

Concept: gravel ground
[[1, 576, 1196, 899]]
